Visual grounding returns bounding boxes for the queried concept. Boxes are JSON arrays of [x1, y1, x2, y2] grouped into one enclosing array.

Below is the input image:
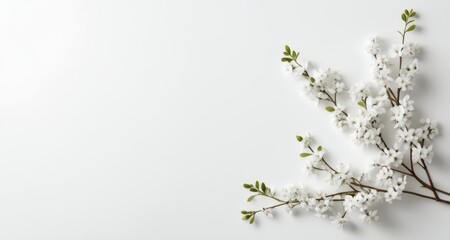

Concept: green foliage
[[300, 152, 312, 157], [401, 9, 416, 34], [325, 106, 335, 112], [281, 44, 299, 63], [357, 101, 365, 108], [296, 135, 303, 142]]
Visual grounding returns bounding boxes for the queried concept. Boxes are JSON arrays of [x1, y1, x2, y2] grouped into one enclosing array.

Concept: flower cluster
[[241, 9, 450, 228]]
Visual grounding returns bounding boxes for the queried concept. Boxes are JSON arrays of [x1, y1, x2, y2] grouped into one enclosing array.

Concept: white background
[[1, 0, 450, 239]]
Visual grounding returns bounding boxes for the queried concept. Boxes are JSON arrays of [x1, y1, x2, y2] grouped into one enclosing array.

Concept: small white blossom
[[403, 42, 419, 57], [396, 128, 424, 147], [378, 148, 404, 167], [360, 210, 379, 223], [328, 162, 352, 186], [262, 208, 273, 218], [331, 213, 349, 228], [348, 82, 369, 102], [412, 144, 433, 163], [420, 118, 439, 140], [391, 95, 414, 128], [376, 166, 393, 186], [366, 36, 381, 55], [299, 133, 312, 150], [331, 104, 348, 128], [389, 44, 404, 58]]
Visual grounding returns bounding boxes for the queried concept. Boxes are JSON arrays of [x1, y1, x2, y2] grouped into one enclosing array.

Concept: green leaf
[[407, 20, 415, 25], [242, 215, 251, 220], [285, 45, 291, 54], [296, 135, 303, 142], [249, 215, 255, 224], [261, 183, 267, 193], [255, 181, 259, 189], [358, 101, 365, 107], [401, 13, 407, 22], [243, 183, 252, 189], [406, 25, 416, 32], [241, 210, 248, 214], [317, 146, 323, 151], [281, 57, 292, 62], [404, 9, 410, 16], [283, 52, 290, 56], [300, 153, 312, 157], [250, 188, 258, 192], [410, 11, 416, 17], [247, 195, 257, 202], [309, 77, 315, 83], [325, 106, 335, 112]]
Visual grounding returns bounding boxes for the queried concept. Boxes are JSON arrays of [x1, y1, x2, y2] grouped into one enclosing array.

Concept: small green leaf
[[406, 25, 416, 32], [249, 215, 255, 224], [325, 106, 335, 112], [300, 153, 312, 157], [249, 188, 258, 192], [401, 13, 407, 22], [296, 135, 303, 142], [317, 146, 323, 151], [285, 45, 291, 54], [255, 181, 259, 189], [410, 11, 416, 17], [243, 183, 252, 189], [405, 9, 410, 16], [242, 215, 251, 220], [357, 101, 365, 107], [281, 57, 292, 62], [241, 210, 248, 214], [261, 183, 267, 193], [247, 195, 257, 202], [309, 77, 315, 83]]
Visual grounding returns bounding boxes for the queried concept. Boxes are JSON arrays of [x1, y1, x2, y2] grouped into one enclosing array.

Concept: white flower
[[360, 210, 379, 223], [299, 133, 312, 150], [314, 196, 332, 216], [262, 208, 273, 218], [282, 62, 293, 73], [378, 148, 404, 167], [395, 75, 414, 91], [420, 118, 439, 140], [335, 81, 345, 93], [389, 44, 404, 58], [329, 162, 352, 186], [405, 59, 419, 76], [312, 148, 325, 162], [366, 36, 381, 55], [285, 202, 296, 214], [280, 184, 305, 202], [391, 95, 414, 128], [412, 144, 433, 163], [348, 82, 369, 102], [385, 176, 407, 203], [331, 213, 349, 228], [376, 166, 393, 186], [331, 104, 348, 128], [343, 195, 355, 212], [403, 42, 419, 57], [396, 128, 423, 147]]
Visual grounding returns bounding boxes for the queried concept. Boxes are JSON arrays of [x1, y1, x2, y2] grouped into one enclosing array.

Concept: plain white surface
[[1, 0, 450, 239]]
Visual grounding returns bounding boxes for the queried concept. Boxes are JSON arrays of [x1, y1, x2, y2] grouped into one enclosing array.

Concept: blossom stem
[[421, 158, 440, 200]]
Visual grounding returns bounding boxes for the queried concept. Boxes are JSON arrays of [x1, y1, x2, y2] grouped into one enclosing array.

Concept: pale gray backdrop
[[1, 0, 450, 239]]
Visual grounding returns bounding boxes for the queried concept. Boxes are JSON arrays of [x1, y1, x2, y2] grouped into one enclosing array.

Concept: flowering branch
[[241, 9, 450, 228]]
